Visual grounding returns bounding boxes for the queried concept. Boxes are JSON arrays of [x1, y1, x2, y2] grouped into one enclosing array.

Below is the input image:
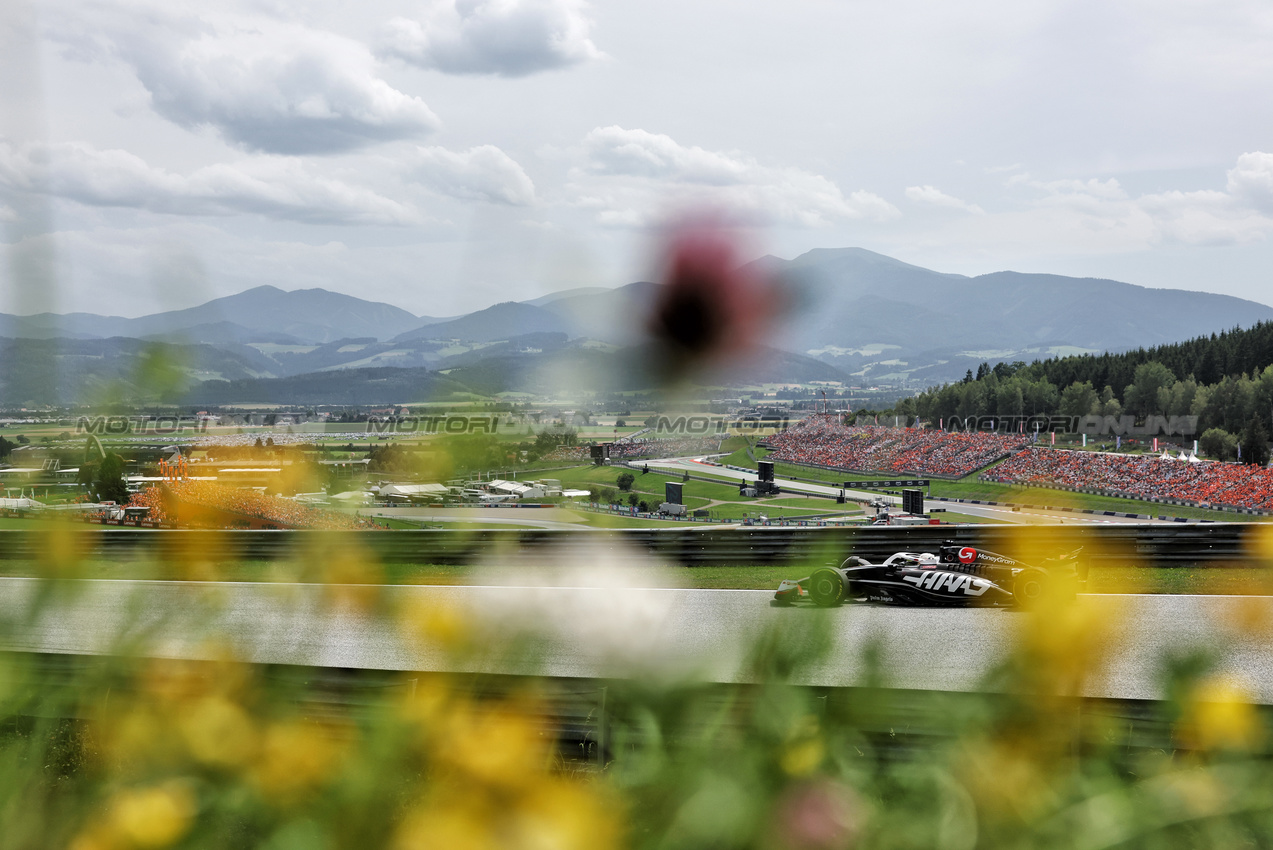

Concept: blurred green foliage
[[1, 532, 1272, 850]]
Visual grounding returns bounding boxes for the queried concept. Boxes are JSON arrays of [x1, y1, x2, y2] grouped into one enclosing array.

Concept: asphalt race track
[[2, 578, 1271, 703]]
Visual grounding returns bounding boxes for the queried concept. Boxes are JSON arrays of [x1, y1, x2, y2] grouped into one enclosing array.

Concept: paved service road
[[2, 578, 1271, 703]]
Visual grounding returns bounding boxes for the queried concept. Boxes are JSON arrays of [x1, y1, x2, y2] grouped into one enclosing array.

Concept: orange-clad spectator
[[985, 447, 1273, 510], [765, 415, 1027, 478]]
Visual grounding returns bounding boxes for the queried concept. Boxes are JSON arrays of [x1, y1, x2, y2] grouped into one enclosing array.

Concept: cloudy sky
[[4, 0, 1273, 319]]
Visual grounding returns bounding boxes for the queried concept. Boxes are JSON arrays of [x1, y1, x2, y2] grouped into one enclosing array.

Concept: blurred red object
[[646, 215, 781, 382]]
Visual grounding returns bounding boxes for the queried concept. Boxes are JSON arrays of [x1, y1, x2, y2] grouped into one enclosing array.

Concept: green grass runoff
[[0, 559, 1266, 594], [550, 464, 864, 523]]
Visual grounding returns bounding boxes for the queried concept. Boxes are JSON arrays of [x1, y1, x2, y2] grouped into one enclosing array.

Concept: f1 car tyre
[[808, 567, 848, 607], [1012, 568, 1051, 608]]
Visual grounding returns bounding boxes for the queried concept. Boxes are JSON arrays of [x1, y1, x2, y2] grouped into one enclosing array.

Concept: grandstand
[[984, 447, 1273, 512], [763, 415, 1027, 478]]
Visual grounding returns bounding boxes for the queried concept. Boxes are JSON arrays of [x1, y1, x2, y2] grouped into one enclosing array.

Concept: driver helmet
[[917, 553, 940, 569]]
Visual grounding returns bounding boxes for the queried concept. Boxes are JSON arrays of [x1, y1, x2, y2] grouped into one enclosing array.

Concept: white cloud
[[48, 11, 439, 154], [1138, 189, 1270, 246], [413, 145, 536, 205], [1014, 170, 1273, 247], [571, 126, 898, 228], [582, 126, 749, 184], [0, 141, 421, 225], [381, 0, 602, 77], [905, 185, 984, 214], [1226, 151, 1273, 213], [903, 154, 1273, 260], [1016, 176, 1128, 203]]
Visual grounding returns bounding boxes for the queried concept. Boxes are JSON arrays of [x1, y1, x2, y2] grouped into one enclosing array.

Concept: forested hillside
[[897, 321, 1273, 461]]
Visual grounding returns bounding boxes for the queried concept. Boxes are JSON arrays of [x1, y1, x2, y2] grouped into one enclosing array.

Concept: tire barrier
[[0, 523, 1262, 568]]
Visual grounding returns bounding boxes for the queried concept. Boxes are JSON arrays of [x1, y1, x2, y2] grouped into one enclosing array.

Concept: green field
[[0, 516, 58, 529], [758, 497, 863, 511], [549, 464, 874, 524], [553, 466, 743, 506], [0, 556, 1266, 594]]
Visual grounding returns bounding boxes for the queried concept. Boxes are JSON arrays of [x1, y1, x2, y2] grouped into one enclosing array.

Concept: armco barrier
[[0, 525, 1259, 568], [929, 496, 1203, 524]]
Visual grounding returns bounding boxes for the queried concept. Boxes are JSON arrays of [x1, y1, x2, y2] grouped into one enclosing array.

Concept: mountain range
[[3, 248, 1272, 405]]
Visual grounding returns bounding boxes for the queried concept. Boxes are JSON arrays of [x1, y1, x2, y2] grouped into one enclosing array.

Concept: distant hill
[[0, 337, 275, 406], [0, 286, 429, 345], [536, 281, 659, 346], [172, 342, 850, 403], [756, 248, 1273, 384], [186, 367, 471, 406], [393, 302, 567, 343], [436, 343, 848, 396], [141, 321, 307, 346], [5, 248, 1273, 396], [521, 287, 611, 307], [130, 286, 429, 343]]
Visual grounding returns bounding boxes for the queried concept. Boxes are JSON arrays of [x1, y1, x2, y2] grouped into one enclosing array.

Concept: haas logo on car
[[902, 570, 991, 596], [958, 547, 977, 564]]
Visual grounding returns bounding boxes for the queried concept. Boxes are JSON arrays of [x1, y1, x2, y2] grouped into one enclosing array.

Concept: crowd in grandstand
[[985, 448, 1273, 510], [126, 481, 380, 529], [764, 416, 1027, 478]]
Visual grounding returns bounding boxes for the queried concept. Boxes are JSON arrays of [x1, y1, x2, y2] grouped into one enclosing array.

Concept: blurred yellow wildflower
[[397, 674, 456, 734], [108, 781, 196, 848], [252, 719, 346, 803], [1178, 675, 1263, 751], [780, 715, 825, 777], [159, 529, 228, 582], [439, 702, 550, 788], [93, 706, 171, 771], [317, 536, 385, 612], [512, 777, 624, 850], [139, 654, 251, 706], [959, 738, 1056, 821], [1247, 522, 1273, 565], [37, 519, 94, 579], [394, 779, 621, 850], [179, 694, 258, 768], [394, 802, 498, 850], [1219, 593, 1273, 641], [398, 594, 472, 652], [1153, 768, 1228, 820], [1016, 594, 1124, 694]]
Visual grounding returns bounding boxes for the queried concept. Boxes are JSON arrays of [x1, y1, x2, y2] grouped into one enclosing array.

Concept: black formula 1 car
[[774, 542, 1085, 608]]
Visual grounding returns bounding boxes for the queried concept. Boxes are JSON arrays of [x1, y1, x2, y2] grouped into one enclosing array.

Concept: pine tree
[[1242, 417, 1271, 466]]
